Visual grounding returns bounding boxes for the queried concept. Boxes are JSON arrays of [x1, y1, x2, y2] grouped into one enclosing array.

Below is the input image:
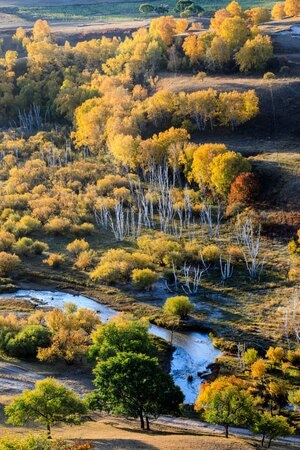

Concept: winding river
[[0, 289, 221, 404]]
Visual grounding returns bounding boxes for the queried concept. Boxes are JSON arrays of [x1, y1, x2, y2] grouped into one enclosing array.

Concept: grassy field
[[0, 0, 277, 22]]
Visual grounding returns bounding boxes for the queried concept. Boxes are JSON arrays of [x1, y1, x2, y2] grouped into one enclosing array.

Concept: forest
[[0, 0, 299, 448]]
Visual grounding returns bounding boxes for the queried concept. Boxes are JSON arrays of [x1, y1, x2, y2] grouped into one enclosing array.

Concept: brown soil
[[0, 412, 293, 450]]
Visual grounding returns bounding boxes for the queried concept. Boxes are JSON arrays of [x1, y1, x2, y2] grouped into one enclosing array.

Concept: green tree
[[5, 378, 86, 438], [6, 324, 52, 358], [163, 295, 193, 319], [251, 411, 295, 448], [139, 3, 155, 14], [243, 347, 258, 366], [195, 376, 254, 438], [90, 352, 183, 429], [89, 314, 153, 361]]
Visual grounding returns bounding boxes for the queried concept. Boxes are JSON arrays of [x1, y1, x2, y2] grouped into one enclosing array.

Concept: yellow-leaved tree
[[210, 150, 251, 196], [235, 35, 273, 72]]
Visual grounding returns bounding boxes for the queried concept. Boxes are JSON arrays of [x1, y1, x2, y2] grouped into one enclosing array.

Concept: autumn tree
[[219, 90, 259, 129], [228, 172, 260, 206], [266, 346, 285, 366], [195, 376, 255, 438], [271, 2, 286, 19], [32, 19, 51, 42], [205, 36, 231, 70], [187, 89, 218, 131], [90, 352, 183, 429], [149, 16, 177, 46], [235, 35, 273, 72], [246, 7, 271, 25], [190, 143, 228, 187], [251, 358, 267, 380], [226, 0, 243, 17], [218, 16, 249, 51], [5, 378, 86, 438], [182, 34, 205, 65], [284, 0, 300, 16], [210, 151, 251, 196]]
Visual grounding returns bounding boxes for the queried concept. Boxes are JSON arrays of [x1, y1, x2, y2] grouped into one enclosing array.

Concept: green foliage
[[5, 378, 87, 438], [89, 315, 153, 362], [243, 347, 258, 366], [6, 324, 52, 358], [90, 351, 183, 428], [251, 412, 295, 447], [163, 296, 193, 319]]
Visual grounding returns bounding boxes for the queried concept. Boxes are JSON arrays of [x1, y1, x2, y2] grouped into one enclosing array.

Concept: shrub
[[263, 71, 275, 79], [244, 347, 258, 366], [227, 246, 244, 262], [43, 253, 64, 269], [266, 346, 284, 365], [131, 268, 158, 290], [0, 252, 20, 276], [31, 240, 49, 255], [72, 222, 95, 236], [0, 230, 15, 251], [287, 349, 300, 366], [202, 244, 221, 263], [67, 239, 89, 257], [45, 217, 71, 234], [228, 172, 260, 207], [74, 250, 94, 271], [163, 295, 193, 319], [6, 325, 52, 358], [14, 215, 41, 236]]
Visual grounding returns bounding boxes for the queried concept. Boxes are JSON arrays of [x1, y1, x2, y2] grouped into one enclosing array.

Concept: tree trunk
[[146, 416, 150, 430], [47, 423, 51, 439], [225, 424, 229, 438], [267, 437, 273, 448], [261, 433, 265, 447], [139, 411, 145, 429]]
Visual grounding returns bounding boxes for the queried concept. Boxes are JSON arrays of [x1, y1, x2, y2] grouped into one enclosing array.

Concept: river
[[0, 289, 221, 404]]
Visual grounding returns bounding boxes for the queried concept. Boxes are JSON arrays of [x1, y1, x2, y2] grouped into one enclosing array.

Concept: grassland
[[0, 0, 277, 23]]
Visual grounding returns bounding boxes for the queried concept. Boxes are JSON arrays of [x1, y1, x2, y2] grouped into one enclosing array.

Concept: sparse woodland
[[0, 1, 299, 447]]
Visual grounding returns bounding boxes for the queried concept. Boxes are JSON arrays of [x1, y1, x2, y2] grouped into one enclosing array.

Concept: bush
[[31, 240, 49, 255], [6, 325, 52, 358], [45, 217, 71, 235], [72, 222, 95, 236], [287, 349, 300, 366], [43, 253, 64, 269], [163, 295, 193, 319], [202, 244, 221, 264], [67, 239, 89, 257], [0, 252, 20, 276], [74, 250, 94, 271], [0, 230, 15, 251], [14, 215, 41, 236], [263, 71, 276, 79], [131, 268, 158, 290]]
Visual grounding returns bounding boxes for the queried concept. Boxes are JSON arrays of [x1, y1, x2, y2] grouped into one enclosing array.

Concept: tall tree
[[5, 378, 86, 438], [195, 376, 255, 438], [90, 352, 183, 429]]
